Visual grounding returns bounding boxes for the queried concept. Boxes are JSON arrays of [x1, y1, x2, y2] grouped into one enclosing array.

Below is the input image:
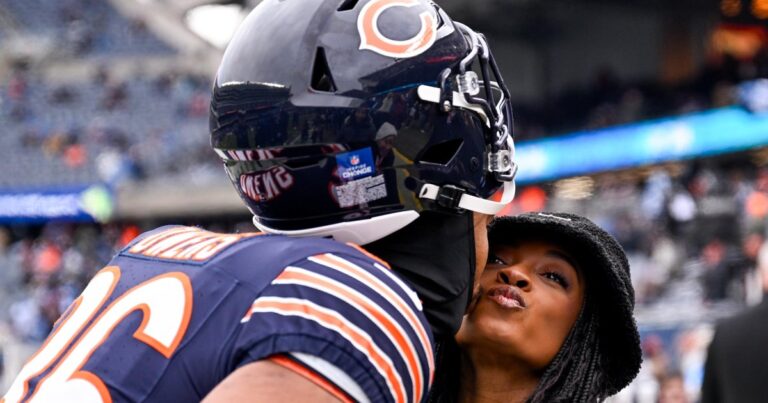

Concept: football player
[[3, 0, 516, 402]]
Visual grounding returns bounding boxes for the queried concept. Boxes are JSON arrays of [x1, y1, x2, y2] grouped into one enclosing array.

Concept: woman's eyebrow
[[546, 250, 581, 277]]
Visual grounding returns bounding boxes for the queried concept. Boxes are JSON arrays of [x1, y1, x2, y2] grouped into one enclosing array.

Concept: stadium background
[[0, 0, 765, 401]]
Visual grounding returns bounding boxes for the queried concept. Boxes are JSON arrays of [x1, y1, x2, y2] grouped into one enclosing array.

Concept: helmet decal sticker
[[336, 148, 376, 181], [334, 175, 387, 208], [357, 0, 438, 58]]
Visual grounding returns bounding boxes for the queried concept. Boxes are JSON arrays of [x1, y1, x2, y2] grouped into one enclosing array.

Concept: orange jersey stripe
[[268, 355, 354, 403], [274, 268, 423, 401], [248, 298, 407, 403], [310, 254, 434, 382]]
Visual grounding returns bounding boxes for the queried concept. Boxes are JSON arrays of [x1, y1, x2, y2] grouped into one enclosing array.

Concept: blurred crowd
[[1, 63, 216, 188], [549, 161, 767, 309], [515, 48, 768, 140], [0, 0, 173, 57], [0, 223, 139, 343], [0, 0, 212, 190]]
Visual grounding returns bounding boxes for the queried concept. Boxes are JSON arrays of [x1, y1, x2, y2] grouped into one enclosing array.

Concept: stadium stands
[[0, 73, 212, 188], [0, 0, 174, 57]]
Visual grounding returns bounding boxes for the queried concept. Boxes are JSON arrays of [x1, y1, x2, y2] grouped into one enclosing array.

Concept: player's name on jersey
[[129, 227, 261, 262]]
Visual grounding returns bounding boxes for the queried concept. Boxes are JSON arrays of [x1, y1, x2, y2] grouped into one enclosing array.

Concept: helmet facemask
[[413, 21, 517, 216]]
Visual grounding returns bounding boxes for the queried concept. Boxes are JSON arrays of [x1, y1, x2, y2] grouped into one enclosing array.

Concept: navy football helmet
[[210, 0, 516, 244]]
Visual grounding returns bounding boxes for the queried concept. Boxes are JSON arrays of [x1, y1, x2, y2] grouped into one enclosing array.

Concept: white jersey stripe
[[289, 352, 370, 403]]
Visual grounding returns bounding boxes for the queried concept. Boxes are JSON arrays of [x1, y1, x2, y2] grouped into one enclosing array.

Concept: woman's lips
[[486, 286, 526, 309]]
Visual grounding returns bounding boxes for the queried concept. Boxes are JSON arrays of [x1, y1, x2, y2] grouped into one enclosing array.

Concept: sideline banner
[[516, 106, 768, 184], [0, 185, 114, 224]]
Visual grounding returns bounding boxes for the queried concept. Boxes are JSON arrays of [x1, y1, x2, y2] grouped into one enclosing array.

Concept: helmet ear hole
[[311, 48, 337, 92], [337, 0, 359, 12], [417, 138, 464, 166]]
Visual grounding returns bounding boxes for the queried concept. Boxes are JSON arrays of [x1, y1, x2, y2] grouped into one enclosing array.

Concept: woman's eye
[[488, 254, 506, 265], [542, 272, 569, 288]]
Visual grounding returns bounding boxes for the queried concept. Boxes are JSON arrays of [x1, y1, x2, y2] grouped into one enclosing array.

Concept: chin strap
[[417, 180, 516, 215]]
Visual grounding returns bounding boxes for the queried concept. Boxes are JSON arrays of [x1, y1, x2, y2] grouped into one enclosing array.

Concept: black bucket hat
[[488, 212, 642, 394]]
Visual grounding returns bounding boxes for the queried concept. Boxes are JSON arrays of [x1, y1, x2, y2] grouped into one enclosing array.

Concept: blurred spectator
[[641, 170, 673, 222], [643, 334, 671, 383], [7, 73, 27, 103], [676, 326, 711, 401], [101, 81, 128, 110], [49, 86, 77, 105], [64, 142, 87, 168], [701, 240, 768, 403], [744, 168, 768, 227], [658, 372, 689, 403], [738, 232, 765, 304], [666, 183, 696, 236], [187, 91, 208, 117], [700, 239, 730, 302]]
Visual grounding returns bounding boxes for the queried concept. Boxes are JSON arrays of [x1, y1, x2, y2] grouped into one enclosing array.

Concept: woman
[[430, 212, 642, 403]]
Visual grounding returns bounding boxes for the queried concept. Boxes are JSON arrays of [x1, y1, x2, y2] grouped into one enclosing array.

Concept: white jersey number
[[3, 267, 193, 403]]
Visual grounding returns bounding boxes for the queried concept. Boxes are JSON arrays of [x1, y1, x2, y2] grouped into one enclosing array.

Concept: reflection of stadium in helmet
[[210, 0, 517, 244]]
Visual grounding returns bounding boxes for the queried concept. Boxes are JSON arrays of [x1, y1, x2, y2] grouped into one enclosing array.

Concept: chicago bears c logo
[[358, 0, 438, 58]]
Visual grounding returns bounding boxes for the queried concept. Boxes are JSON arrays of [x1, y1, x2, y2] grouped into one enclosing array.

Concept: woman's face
[[456, 239, 585, 371]]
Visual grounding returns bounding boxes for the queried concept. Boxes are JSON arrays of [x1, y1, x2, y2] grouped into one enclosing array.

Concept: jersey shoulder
[[118, 225, 393, 284], [119, 225, 262, 264], [236, 239, 433, 403]]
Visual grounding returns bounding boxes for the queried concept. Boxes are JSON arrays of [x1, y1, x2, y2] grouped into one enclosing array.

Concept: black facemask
[[365, 211, 476, 339]]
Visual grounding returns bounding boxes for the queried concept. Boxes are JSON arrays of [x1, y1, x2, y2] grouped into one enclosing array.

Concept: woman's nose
[[496, 267, 531, 290]]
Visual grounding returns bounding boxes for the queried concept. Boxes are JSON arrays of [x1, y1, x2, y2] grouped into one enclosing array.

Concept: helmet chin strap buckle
[[456, 71, 480, 96], [417, 181, 512, 215], [435, 184, 466, 211], [487, 150, 518, 182], [418, 181, 465, 212]]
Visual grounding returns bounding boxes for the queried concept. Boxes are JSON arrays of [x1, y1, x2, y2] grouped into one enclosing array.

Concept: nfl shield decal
[[336, 148, 376, 181]]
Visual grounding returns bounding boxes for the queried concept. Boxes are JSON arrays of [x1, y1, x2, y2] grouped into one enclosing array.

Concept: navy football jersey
[[3, 226, 434, 403]]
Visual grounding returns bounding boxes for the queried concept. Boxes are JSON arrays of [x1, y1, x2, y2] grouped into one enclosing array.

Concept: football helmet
[[210, 0, 516, 244]]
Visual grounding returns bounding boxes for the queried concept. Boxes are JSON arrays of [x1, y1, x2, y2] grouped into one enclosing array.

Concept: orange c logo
[[358, 0, 438, 58]]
